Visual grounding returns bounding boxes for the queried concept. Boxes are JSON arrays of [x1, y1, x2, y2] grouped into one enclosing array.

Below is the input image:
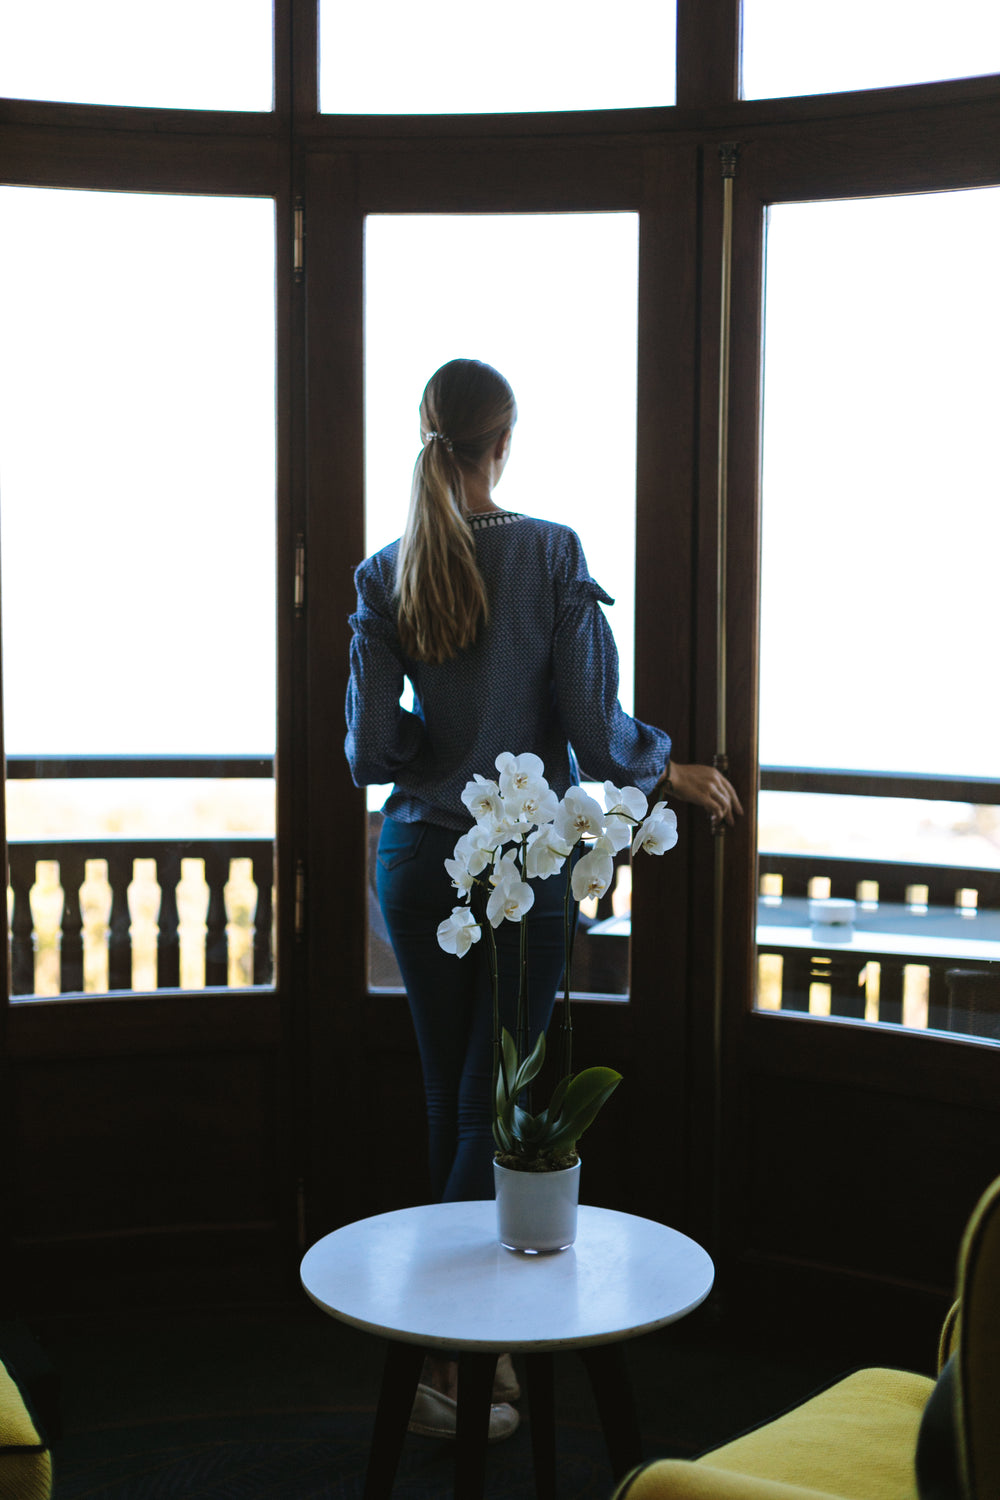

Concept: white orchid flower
[[601, 817, 633, 855], [632, 806, 680, 856], [603, 781, 648, 823], [506, 782, 559, 827], [601, 782, 648, 852], [460, 774, 503, 826], [571, 843, 615, 902], [553, 785, 606, 846], [495, 751, 545, 795], [487, 858, 535, 927], [444, 827, 496, 895], [454, 826, 496, 877], [488, 811, 528, 845], [443, 853, 476, 898], [436, 905, 482, 956], [525, 823, 573, 879]]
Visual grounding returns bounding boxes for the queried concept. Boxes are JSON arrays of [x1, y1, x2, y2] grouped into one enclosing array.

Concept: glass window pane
[[742, 0, 1000, 100], [320, 0, 676, 113], [0, 187, 277, 996], [363, 213, 639, 994], [755, 187, 1000, 1036], [0, 0, 273, 111]]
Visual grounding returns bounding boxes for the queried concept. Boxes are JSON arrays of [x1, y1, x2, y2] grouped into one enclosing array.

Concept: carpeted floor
[[8, 1294, 904, 1499]]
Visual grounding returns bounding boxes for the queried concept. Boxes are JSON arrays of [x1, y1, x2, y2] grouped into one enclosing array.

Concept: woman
[[345, 358, 740, 1437]]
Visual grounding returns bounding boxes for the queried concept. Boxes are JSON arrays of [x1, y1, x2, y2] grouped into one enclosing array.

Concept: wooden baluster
[[878, 960, 905, 1026], [204, 848, 229, 988], [9, 853, 36, 996], [106, 851, 134, 991], [252, 845, 274, 986], [926, 966, 951, 1033], [156, 850, 182, 989], [826, 952, 866, 1020], [59, 853, 86, 995], [779, 951, 811, 1011]]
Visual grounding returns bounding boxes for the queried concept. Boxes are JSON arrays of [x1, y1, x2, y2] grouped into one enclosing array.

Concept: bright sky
[[0, 188, 277, 756], [759, 188, 1000, 780]]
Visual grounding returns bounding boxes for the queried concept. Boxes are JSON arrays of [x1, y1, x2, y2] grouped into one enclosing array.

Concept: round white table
[[301, 1200, 714, 1498]]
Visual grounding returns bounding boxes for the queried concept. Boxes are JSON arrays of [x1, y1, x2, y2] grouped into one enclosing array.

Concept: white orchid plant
[[437, 752, 678, 1172]]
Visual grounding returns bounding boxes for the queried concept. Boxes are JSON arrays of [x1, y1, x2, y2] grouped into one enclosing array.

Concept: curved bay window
[[1, 0, 998, 1298]]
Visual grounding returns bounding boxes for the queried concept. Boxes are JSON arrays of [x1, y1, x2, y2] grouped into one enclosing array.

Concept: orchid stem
[[518, 842, 531, 1105], [558, 847, 575, 1082]]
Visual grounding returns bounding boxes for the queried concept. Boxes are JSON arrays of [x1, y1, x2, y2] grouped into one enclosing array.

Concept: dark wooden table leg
[[524, 1351, 558, 1500], [362, 1341, 424, 1500], [455, 1351, 496, 1499], [580, 1343, 643, 1480]]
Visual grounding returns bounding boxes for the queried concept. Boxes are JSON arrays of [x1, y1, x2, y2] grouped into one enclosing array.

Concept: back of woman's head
[[396, 360, 516, 664]]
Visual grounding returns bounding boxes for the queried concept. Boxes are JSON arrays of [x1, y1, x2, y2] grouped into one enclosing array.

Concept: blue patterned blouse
[[345, 511, 671, 831]]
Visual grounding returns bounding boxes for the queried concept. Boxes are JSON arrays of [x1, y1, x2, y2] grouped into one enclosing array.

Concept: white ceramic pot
[[493, 1158, 581, 1253]]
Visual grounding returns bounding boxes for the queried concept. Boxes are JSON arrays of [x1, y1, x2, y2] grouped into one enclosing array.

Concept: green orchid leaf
[[542, 1067, 622, 1155], [513, 1104, 547, 1141], [513, 1030, 546, 1095], [544, 1073, 572, 1122], [499, 1029, 519, 1097], [495, 1077, 515, 1129]]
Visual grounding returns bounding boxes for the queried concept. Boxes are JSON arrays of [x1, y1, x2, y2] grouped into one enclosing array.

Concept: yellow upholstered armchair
[[613, 1173, 1000, 1500], [0, 1355, 52, 1500]]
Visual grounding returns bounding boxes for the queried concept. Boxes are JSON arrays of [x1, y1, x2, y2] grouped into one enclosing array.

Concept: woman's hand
[[659, 761, 743, 827]]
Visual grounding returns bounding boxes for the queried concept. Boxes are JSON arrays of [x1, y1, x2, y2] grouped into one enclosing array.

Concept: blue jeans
[[377, 817, 569, 1203]]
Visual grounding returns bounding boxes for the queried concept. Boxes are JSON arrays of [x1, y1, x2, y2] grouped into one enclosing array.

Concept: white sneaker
[[492, 1353, 521, 1402], [408, 1382, 520, 1443]]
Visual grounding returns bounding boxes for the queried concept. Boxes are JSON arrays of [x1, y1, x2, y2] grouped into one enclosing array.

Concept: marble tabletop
[[300, 1200, 714, 1353]]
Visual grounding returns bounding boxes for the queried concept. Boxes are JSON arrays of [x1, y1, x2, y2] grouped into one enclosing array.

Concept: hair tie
[[424, 431, 454, 452]]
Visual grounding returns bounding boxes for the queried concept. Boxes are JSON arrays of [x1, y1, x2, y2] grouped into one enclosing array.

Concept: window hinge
[[294, 532, 306, 615], [293, 196, 305, 284], [294, 858, 306, 938]]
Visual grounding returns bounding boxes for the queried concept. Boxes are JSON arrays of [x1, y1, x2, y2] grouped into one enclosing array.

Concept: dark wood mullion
[[687, 137, 766, 1266], [631, 144, 701, 1225], [719, 146, 766, 1286], [355, 143, 645, 214], [291, 0, 319, 120], [0, 97, 279, 135], [734, 94, 1000, 205], [676, 0, 742, 109], [302, 151, 367, 1240], [0, 122, 280, 196]]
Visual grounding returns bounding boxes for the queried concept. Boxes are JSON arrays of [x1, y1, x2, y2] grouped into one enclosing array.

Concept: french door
[[300, 140, 712, 1239], [716, 106, 1000, 1327]]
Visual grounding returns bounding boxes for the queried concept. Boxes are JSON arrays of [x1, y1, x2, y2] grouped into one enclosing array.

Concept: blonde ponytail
[[396, 360, 516, 664]]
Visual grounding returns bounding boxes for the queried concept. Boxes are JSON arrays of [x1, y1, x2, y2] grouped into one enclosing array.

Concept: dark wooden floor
[[10, 1283, 941, 1498]]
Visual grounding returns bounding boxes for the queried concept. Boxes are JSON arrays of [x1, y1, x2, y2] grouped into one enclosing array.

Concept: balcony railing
[[6, 759, 997, 1013], [5, 756, 274, 998], [757, 766, 1000, 1036]]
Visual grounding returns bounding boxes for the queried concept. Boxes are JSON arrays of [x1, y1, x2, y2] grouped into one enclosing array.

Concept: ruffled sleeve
[[551, 531, 670, 792]]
